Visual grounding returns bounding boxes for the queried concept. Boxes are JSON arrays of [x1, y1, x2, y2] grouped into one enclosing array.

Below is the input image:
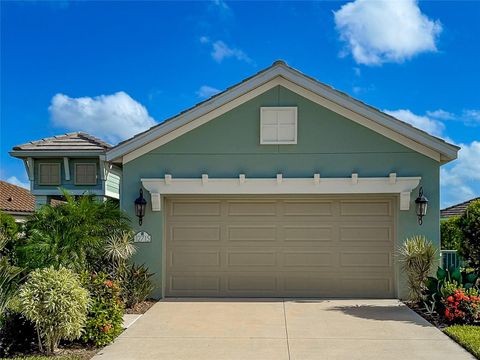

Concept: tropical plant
[[398, 235, 437, 302], [459, 200, 480, 271], [118, 263, 154, 308], [441, 216, 463, 251], [424, 265, 479, 315], [80, 272, 124, 346], [15, 267, 89, 354], [17, 190, 131, 272], [0, 225, 23, 326], [0, 312, 37, 357], [103, 231, 136, 275]]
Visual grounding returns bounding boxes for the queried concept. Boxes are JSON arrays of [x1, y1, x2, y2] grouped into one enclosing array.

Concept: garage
[[165, 196, 395, 298]]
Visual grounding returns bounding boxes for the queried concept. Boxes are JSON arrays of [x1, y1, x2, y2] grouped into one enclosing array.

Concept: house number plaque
[[134, 231, 152, 243]]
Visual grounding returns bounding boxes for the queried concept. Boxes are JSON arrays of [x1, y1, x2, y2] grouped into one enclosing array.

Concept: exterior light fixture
[[134, 189, 147, 225], [415, 187, 428, 225]]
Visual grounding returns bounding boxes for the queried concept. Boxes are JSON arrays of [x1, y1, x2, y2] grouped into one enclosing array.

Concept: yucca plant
[[399, 235, 437, 302], [103, 231, 136, 275]]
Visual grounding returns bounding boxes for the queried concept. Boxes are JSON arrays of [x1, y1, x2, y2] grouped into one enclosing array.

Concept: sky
[[1, 0, 479, 208]]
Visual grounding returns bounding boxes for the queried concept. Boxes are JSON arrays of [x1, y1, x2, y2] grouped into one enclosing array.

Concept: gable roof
[[0, 181, 35, 214], [105, 61, 456, 164], [11, 132, 111, 156], [441, 197, 480, 218]]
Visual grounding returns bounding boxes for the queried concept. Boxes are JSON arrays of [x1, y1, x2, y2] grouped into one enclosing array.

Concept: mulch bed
[[125, 299, 157, 314], [404, 301, 448, 329]]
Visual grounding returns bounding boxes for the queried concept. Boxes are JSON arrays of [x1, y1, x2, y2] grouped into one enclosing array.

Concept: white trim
[[260, 106, 297, 145], [24, 157, 34, 181], [63, 157, 70, 181], [106, 63, 458, 164], [141, 173, 420, 211], [105, 188, 120, 199], [32, 189, 104, 196]]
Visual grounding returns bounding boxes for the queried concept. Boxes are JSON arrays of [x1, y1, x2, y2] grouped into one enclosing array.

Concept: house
[[11, 61, 459, 299], [10, 132, 121, 207], [0, 180, 35, 222], [441, 197, 480, 219]]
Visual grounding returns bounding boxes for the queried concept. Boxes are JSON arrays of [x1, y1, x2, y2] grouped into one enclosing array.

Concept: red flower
[[104, 280, 113, 288]]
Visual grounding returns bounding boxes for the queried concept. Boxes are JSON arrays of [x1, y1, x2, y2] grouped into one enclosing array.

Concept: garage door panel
[[170, 225, 221, 242], [339, 225, 391, 242], [283, 251, 333, 267], [227, 201, 277, 216], [227, 225, 277, 242], [282, 201, 333, 216], [169, 200, 222, 216], [227, 251, 277, 266], [166, 196, 395, 298], [283, 225, 333, 242]]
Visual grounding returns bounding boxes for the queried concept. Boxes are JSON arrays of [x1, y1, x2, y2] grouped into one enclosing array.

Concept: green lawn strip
[[1, 356, 82, 360], [444, 325, 480, 359]]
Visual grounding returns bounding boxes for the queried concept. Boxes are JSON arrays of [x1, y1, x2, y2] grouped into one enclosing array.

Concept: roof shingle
[[13, 132, 111, 152], [441, 197, 480, 218], [0, 181, 35, 214]]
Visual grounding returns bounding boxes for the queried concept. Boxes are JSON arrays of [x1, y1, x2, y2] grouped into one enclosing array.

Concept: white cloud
[[441, 141, 480, 207], [49, 91, 157, 144], [334, 0, 442, 65], [196, 85, 221, 98], [426, 109, 455, 120], [384, 109, 445, 137], [6, 176, 29, 189], [462, 109, 480, 126], [200, 36, 252, 64]]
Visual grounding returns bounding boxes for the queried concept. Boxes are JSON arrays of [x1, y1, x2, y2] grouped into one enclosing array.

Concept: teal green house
[[12, 62, 459, 299]]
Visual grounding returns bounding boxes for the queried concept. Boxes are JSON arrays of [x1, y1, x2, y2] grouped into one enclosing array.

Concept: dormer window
[[38, 163, 61, 185], [260, 107, 297, 145], [75, 163, 97, 185]]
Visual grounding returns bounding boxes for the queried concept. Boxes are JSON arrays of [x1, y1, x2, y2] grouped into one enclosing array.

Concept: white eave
[[106, 61, 459, 164]]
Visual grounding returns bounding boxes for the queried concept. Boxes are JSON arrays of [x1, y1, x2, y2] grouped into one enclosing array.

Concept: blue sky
[[1, 0, 479, 207]]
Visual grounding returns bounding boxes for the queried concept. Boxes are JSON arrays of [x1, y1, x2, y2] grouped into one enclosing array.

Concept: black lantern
[[134, 189, 147, 225], [415, 187, 428, 225]]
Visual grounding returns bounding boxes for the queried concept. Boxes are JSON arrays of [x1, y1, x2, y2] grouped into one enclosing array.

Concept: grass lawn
[[2, 357, 82, 360], [444, 325, 480, 359]]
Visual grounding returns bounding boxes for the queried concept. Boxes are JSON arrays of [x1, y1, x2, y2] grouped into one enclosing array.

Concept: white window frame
[[74, 163, 97, 185], [260, 106, 297, 145], [38, 163, 61, 185]]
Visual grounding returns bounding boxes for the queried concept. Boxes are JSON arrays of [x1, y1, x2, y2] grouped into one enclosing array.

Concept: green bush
[[441, 216, 463, 250], [80, 272, 124, 346], [16, 267, 89, 354], [17, 191, 131, 272], [398, 235, 437, 302], [424, 265, 479, 316], [459, 200, 480, 271], [0, 312, 37, 357], [118, 263, 154, 308]]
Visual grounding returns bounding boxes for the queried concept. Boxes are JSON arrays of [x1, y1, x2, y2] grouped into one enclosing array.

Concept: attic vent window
[[75, 163, 97, 185], [38, 163, 61, 185], [260, 107, 297, 144]]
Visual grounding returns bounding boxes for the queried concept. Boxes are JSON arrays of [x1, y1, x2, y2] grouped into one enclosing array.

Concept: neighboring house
[[11, 61, 459, 299], [441, 197, 480, 219], [10, 132, 121, 207], [0, 180, 35, 222]]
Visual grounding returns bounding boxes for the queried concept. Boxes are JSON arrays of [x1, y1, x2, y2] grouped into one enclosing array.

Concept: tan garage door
[[165, 196, 395, 298]]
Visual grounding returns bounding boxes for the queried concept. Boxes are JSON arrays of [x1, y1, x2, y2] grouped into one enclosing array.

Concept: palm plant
[[398, 235, 437, 302], [103, 231, 136, 275], [17, 190, 131, 273]]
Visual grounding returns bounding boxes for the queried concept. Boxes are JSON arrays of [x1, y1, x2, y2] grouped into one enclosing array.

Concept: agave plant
[[398, 235, 437, 302]]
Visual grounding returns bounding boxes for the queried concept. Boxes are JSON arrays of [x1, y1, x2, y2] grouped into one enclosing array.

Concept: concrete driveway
[[93, 299, 473, 360]]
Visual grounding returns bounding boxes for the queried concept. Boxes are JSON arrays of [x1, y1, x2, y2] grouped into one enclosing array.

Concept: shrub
[[441, 216, 463, 250], [80, 272, 124, 346], [442, 287, 480, 324], [424, 266, 479, 316], [118, 263, 154, 308], [459, 200, 480, 271], [103, 231, 136, 275], [16, 266, 89, 354], [399, 235, 437, 302], [17, 191, 131, 273]]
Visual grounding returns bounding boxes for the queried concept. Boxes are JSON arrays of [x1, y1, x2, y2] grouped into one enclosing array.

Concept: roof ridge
[[441, 197, 480, 211]]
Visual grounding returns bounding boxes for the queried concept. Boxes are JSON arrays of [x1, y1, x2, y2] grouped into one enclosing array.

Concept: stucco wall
[[122, 86, 441, 299]]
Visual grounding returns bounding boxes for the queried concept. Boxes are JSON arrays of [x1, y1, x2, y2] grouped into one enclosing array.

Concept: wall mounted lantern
[[134, 189, 147, 225], [415, 187, 428, 225]]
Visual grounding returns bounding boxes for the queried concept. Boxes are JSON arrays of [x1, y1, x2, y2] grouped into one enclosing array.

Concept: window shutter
[[75, 164, 97, 185], [38, 163, 61, 185]]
